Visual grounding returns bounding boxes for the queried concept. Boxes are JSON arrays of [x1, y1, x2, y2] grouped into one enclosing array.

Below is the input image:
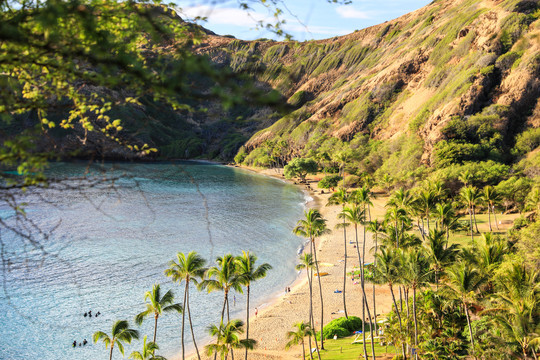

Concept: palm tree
[[235, 251, 272, 360], [367, 219, 384, 330], [403, 249, 430, 358], [129, 335, 166, 360], [351, 187, 376, 360], [414, 188, 437, 234], [205, 319, 255, 360], [293, 209, 329, 350], [373, 247, 407, 359], [458, 170, 474, 187], [482, 185, 500, 231], [423, 229, 458, 288], [329, 188, 351, 318], [443, 262, 485, 357], [460, 186, 481, 243], [201, 254, 243, 325], [296, 253, 321, 360], [165, 251, 207, 360], [433, 203, 458, 242], [384, 206, 409, 245], [285, 321, 315, 359], [488, 264, 540, 360], [93, 320, 140, 360], [135, 284, 182, 344]]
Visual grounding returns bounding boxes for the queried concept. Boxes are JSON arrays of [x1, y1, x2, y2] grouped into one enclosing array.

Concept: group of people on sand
[[72, 339, 88, 347], [83, 310, 101, 318]]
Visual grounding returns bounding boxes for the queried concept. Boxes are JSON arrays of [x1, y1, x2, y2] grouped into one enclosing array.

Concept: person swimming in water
[[88, 310, 92, 317], [84, 312, 87, 317], [72, 340, 77, 347], [83, 339, 87, 346]]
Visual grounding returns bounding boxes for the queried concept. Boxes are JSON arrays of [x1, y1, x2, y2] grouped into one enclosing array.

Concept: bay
[[0, 161, 307, 359]]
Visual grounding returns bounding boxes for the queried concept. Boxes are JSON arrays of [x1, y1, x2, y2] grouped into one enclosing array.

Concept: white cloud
[[179, 5, 271, 27], [335, 5, 371, 19]]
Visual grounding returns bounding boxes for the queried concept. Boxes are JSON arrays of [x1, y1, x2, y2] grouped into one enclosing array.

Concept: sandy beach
[[183, 166, 394, 360]]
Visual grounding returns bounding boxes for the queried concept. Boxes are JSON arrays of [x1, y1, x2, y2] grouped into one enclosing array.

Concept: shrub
[[319, 316, 363, 340], [341, 175, 361, 188], [318, 175, 342, 189]]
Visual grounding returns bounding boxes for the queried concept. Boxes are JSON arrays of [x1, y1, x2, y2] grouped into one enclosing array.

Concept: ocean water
[[0, 161, 307, 360]]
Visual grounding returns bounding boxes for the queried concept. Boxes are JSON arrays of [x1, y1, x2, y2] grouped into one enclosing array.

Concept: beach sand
[[183, 167, 394, 360]]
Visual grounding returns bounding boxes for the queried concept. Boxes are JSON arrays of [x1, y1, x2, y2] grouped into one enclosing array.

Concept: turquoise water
[[0, 161, 307, 359]]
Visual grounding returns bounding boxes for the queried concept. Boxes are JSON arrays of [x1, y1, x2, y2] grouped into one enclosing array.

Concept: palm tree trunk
[[355, 218, 367, 360], [305, 268, 314, 360], [109, 344, 114, 360], [473, 207, 479, 233], [187, 283, 201, 360], [427, 213, 430, 233], [413, 287, 418, 360], [469, 207, 474, 244], [244, 284, 250, 360], [405, 288, 410, 351], [464, 303, 475, 357], [302, 338, 306, 360], [182, 282, 188, 360], [361, 219, 375, 360], [389, 284, 406, 360], [309, 241, 322, 360], [493, 205, 499, 230], [342, 210, 348, 318], [487, 205, 492, 232], [154, 315, 158, 344], [216, 293, 227, 360], [373, 232, 378, 338], [311, 237, 325, 350]]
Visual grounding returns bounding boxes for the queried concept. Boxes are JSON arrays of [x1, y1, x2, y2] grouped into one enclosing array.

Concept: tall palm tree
[[373, 247, 407, 359], [135, 284, 182, 344], [165, 251, 207, 360], [129, 335, 166, 360], [201, 254, 243, 325], [329, 188, 351, 318], [285, 321, 315, 360], [367, 219, 384, 331], [296, 253, 321, 360], [351, 186, 376, 359], [444, 262, 485, 357], [460, 186, 481, 243], [293, 209, 329, 350], [235, 251, 272, 360], [482, 185, 500, 231], [205, 319, 255, 360], [423, 230, 458, 288], [93, 320, 140, 360], [403, 249, 430, 358]]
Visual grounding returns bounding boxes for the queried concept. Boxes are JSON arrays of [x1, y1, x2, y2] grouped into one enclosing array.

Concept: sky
[[176, 0, 432, 41]]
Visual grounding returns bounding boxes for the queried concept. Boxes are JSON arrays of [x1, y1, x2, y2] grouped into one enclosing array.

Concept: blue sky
[[177, 0, 432, 41]]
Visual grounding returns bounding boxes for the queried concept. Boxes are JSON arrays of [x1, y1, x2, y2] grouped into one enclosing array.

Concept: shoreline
[[183, 165, 393, 360]]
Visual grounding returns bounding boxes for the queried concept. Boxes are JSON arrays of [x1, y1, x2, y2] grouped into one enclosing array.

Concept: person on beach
[[255, 308, 258, 317], [83, 339, 87, 346], [72, 340, 76, 347]]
